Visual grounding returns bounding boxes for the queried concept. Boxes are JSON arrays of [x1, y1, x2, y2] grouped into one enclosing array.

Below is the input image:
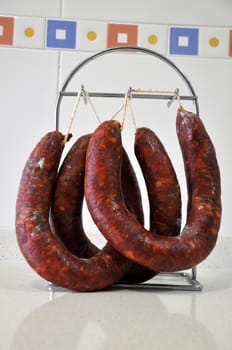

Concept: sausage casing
[[52, 133, 155, 283], [15, 131, 131, 291], [85, 112, 221, 272]]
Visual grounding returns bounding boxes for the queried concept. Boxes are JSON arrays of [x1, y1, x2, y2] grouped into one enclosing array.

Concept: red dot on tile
[[0, 17, 14, 45]]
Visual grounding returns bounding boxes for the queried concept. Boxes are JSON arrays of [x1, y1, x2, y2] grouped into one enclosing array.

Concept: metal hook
[[167, 88, 179, 108], [81, 85, 88, 104], [127, 86, 133, 100]]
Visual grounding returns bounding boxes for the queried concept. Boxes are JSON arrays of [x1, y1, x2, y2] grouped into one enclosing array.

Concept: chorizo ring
[[135, 127, 181, 237], [85, 110, 221, 272], [15, 131, 131, 291], [51, 133, 155, 283], [51, 134, 99, 258], [120, 127, 182, 282]]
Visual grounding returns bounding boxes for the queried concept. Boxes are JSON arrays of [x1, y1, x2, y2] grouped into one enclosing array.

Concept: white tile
[[0, 48, 59, 229], [198, 27, 230, 58], [77, 21, 107, 52], [46, 19, 77, 49], [14, 16, 45, 48], [0, 0, 61, 17], [63, 0, 232, 27], [137, 24, 168, 54], [63, 0, 140, 21]]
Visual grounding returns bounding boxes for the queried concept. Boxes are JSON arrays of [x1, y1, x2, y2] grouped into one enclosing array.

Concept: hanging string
[[121, 91, 129, 129], [128, 97, 137, 131], [110, 91, 129, 128], [110, 103, 125, 120], [63, 89, 82, 144], [85, 92, 101, 124], [176, 90, 183, 110]]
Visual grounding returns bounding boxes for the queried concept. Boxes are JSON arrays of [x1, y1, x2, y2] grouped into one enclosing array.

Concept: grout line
[[60, 0, 64, 18], [54, 0, 64, 129], [55, 50, 62, 129]]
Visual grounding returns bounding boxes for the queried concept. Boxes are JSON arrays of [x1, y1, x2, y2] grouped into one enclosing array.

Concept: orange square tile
[[229, 30, 232, 57], [107, 23, 138, 48], [0, 16, 14, 45]]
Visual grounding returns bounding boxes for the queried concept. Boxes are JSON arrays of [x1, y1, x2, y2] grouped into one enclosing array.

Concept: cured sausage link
[[51, 135, 145, 258], [15, 131, 131, 291], [120, 128, 182, 283], [135, 127, 181, 237], [117, 148, 156, 283], [52, 133, 155, 283], [85, 112, 221, 272], [51, 134, 99, 258]]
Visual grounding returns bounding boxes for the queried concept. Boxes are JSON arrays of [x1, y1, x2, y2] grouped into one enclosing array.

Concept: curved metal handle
[[56, 46, 199, 130]]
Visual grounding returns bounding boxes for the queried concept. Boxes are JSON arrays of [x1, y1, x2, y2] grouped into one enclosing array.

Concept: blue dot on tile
[[46, 20, 77, 49], [169, 27, 199, 56]]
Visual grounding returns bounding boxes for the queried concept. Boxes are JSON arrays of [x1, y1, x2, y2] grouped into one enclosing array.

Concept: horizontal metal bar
[[59, 91, 198, 101], [112, 282, 202, 291]]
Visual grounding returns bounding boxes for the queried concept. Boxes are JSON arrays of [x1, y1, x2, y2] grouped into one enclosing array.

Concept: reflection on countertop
[[1, 261, 231, 350]]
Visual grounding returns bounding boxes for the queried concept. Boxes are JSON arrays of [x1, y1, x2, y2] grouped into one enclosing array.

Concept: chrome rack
[[55, 46, 199, 130], [114, 267, 202, 292], [55, 46, 202, 292]]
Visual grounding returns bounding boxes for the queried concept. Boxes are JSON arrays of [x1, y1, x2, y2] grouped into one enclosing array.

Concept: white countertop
[[1, 261, 231, 350]]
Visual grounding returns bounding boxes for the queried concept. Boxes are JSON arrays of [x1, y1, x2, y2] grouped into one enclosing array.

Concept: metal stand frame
[[55, 46, 202, 292], [114, 267, 202, 291]]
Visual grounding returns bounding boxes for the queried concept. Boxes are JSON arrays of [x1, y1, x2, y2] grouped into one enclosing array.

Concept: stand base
[[46, 268, 202, 293], [113, 269, 203, 292]]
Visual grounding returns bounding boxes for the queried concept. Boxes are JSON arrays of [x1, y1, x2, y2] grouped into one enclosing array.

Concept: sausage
[[119, 149, 156, 283], [135, 127, 181, 237], [15, 131, 131, 291], [51, 134, 99, 258], [119, 128, 182, 283], [51, 133, 155, 283], [85, 110, 221, 272]]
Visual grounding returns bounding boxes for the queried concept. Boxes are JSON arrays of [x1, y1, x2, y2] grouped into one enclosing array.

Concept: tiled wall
[[0, 15, 232, 59]]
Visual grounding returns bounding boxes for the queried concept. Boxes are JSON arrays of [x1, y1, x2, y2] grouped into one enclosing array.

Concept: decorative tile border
[[77, 21, 107, 52], [137, 24, 168, 54], [169, 27, 199, 56], [107, 23, 138, 48], [199, 27, 230, 58], [0, 15, 232, 59], [14, 17, 44, 48], [46, 19, 77, 49], [0, 16, 14, 45]]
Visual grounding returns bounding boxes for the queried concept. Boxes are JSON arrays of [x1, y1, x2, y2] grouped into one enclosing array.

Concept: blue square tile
[[46, 20, 77, 49], [169, 27, 199, 55]]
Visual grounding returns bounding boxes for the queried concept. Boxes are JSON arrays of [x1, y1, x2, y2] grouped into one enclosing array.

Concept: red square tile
[[0, 16, 14, 45], [229, 30, 232, 57], [107, 23, 138, 48]]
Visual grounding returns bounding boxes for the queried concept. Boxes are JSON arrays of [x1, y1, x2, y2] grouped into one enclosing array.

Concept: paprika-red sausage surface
[[15, 131, 131, 291], [52, 129, 182, 283], [51, 133, 155, 283], [51, 134, 99, 258], [120, 127, 182, 282], [85, 110, 221, 272], [135, 127, 181, 237]]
